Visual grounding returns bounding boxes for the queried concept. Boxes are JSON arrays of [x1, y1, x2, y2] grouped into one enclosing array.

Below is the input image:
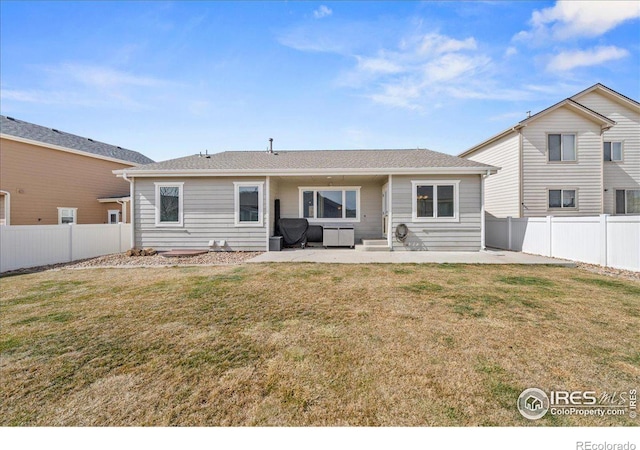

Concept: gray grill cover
[[278, 219, 309, 247]]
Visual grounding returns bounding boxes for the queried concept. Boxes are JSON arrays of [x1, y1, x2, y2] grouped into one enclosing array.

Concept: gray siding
[[275, 177, 384, 242], [465, 133, 521, 218], [521, 107, 603, 217], [391, 175, 482, 251], [576, 91, 640, 214], [134, 177, 267, 251]]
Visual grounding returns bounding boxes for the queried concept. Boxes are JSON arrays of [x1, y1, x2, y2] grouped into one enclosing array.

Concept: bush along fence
[[485, 214, 639, 272], [0, 223, 131, 272]]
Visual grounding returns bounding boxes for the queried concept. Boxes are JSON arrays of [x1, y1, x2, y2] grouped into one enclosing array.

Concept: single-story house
[[115, 148, 497, 252]]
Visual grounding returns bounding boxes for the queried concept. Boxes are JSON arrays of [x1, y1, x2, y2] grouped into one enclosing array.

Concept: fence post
[[547, 215, 553, 257], [118, 223, 123, 252], [507, 216, 512, 250], [69, 224, 74, 262], [600, 214, 609, 268]]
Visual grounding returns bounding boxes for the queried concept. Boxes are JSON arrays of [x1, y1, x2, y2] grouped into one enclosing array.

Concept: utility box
[[322, 224, 355, 248], [269, 236, 283, 251]]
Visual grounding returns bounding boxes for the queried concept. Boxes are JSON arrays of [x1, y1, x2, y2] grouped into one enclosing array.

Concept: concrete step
[[361, 239, 388, 246], [358, 238, 390, 252]]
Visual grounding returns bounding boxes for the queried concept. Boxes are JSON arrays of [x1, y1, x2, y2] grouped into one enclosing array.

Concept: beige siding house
[[116, 149, 497, 252], [0, 115, 153, 225], [459, 84, 640, 218]]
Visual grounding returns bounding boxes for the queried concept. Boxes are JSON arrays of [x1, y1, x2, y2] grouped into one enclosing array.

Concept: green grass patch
[[399, 281, 443, 293], [497, 276, 555, 287], [572, 277, 640, 296]]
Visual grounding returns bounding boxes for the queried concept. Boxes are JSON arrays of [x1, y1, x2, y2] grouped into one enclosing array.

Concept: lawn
[[1, 263, 638, 426]]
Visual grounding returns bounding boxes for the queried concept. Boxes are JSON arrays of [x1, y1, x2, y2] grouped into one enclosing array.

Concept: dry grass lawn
[[1, 263, 639, 426]]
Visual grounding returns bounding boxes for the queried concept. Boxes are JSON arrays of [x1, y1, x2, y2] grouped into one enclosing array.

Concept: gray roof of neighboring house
[[0, 115, 154, 165], [122, 148, 495, 173]]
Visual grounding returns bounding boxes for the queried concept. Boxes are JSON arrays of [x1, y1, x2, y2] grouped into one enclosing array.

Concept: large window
[[604, 141, 623, 162], [548, 133, 576, 161], [548, 189, 576, 209], [155, 182, 183, 226], [299, 187, 360, 221], [411, 180, 460, 222], [234, 182, 263, 226], [57, 207, 77, 224], [616, 189, 640, 215]]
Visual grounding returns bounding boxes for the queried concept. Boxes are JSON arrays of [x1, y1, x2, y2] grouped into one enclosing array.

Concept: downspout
[[122, 172, 134, 249]]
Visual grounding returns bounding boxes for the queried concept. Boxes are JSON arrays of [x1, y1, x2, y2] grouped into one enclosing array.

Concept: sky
[[1, 1, 639, 162]]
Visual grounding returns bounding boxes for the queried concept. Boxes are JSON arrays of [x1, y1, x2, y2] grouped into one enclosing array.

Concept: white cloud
[[51, 63, 170, 89], [356, 55, 404, 74], [313, 5, 332, 19], [423, 53, 490, 83], [340, 32, 493, 109], [504, 46, 517, 57], [418, 34, 477, 55], [517, 1, 640, 41], [2, 63, 176, 110], [546, 46, 629, 72]]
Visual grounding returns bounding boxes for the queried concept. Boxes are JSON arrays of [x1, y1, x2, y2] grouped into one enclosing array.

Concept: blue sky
[[1, 1, 639, 161]]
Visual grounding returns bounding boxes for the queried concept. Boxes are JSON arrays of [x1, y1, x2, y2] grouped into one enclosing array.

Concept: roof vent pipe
[[268, 138, 273, 154]]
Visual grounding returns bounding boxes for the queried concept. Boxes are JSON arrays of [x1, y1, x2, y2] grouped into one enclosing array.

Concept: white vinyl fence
[[486, 215, 640, 271], [0, 223, 131, 272]]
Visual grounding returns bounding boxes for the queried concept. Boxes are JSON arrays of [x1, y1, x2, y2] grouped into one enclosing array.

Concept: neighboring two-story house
[[0, 115, 153, 225], [459, 84, 639, 218]]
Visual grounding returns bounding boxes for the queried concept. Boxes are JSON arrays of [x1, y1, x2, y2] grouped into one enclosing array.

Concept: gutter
[[115, 166, 499, 178]]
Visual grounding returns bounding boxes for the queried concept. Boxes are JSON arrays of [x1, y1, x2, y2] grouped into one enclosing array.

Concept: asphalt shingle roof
[[125, 149, 494, 172], [1, 115, 154, 165]]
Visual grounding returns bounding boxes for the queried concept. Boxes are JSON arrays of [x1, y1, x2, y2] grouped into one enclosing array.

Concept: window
[[616, 189, 640, 214], [155, 182, 183, 226], [234, 182, 263, 226], [57, 207, 77, 224], [411, 180, 460, 222], [604, 141, 623, 161], [548, 189, 576, 209], [299, 187, 360, 221], [548, 133, 576, 161], [108, 210, 120, 224]]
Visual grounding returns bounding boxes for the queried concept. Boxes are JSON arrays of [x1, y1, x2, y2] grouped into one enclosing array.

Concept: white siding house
[[117, 149, 497, 252], [460, 84, 640, 218]]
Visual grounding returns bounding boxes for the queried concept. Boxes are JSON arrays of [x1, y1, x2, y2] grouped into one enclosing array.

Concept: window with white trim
[[234, 182, 263, 226], [604, 141, 623, 162], [548, 133, 576, 161], [155, 182, 183, 226], [616, 189, 640, 214], [411, 180, 460, 222], [548, 189, 576, 209], [299, 187, 360, 221], [57, 207, 77, 224]]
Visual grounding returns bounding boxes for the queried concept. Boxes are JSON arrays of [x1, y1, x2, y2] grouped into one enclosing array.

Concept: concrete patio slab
[[247, 248, 575, 266]]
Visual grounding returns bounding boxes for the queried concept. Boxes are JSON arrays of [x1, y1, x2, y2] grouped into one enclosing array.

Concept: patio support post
[[387, 174, 393, 250]]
